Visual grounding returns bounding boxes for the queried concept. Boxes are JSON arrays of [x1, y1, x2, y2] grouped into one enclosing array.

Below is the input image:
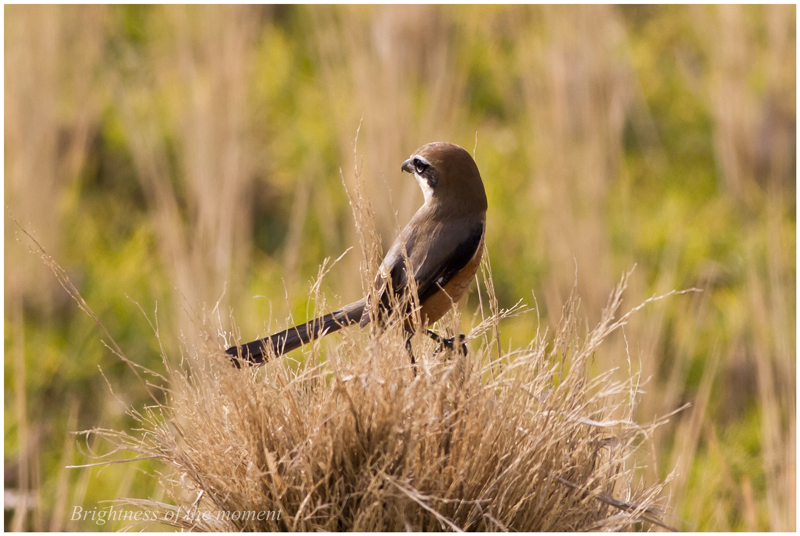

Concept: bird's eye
[[414, 159, 429, 174]]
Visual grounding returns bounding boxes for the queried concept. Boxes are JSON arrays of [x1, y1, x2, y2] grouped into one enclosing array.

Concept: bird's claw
[[433, 333, 468, 356]]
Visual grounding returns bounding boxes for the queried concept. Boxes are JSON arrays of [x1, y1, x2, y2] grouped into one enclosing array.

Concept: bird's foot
[[429, 331, 468, 357]]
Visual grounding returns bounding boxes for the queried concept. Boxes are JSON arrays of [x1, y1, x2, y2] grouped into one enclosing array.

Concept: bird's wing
[[360, 214, 485, 327], [414, 220, 484, 304]]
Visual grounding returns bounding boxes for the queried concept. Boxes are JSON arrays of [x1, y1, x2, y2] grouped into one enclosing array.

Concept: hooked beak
[[401, 158, 414, 174]]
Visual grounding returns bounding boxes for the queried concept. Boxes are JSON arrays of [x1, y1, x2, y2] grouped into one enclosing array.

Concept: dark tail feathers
[[227, 299, 366, 365]]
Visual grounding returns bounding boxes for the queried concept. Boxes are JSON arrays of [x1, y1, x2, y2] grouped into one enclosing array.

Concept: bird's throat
[[414, 173, 435, 203]]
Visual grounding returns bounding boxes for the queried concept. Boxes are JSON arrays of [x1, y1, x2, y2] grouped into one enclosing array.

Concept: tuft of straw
[[102, 267, 673, 531]]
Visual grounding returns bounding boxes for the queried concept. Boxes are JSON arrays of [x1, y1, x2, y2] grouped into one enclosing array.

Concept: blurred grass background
[[4, 5, 795, 531]]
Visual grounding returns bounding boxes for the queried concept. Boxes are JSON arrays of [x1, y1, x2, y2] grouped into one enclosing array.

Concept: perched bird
[[227, 141, 487, 366]]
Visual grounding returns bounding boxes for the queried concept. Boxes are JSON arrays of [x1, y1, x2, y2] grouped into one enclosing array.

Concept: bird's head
[[401, 142, 487, 214]]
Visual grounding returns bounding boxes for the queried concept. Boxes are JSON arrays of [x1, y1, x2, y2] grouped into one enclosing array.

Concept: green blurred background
[[4, 5, 795, 531]]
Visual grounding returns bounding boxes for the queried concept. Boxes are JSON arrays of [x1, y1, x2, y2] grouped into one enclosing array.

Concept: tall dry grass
[[112, 5, 264, 340], [509, 6, 795, 530], [668, 5, 795, 529], [516, 5, 634, 318], [5, 6, 108, 531]]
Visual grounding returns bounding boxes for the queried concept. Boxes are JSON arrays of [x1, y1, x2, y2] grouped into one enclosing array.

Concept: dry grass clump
[[92, 264, 674, 531]]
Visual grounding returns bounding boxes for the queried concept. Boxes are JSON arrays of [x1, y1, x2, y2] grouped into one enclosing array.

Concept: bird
[[227, 141, 487, 367]]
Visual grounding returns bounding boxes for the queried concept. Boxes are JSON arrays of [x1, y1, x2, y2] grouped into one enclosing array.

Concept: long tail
[[227, 298, 367, 365]]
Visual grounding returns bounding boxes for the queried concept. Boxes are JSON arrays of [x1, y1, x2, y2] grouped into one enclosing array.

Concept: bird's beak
[[401, 158, 414, 174]]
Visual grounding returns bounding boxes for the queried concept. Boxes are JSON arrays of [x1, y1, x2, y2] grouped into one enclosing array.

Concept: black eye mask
[[414, 157, 439, 188]]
